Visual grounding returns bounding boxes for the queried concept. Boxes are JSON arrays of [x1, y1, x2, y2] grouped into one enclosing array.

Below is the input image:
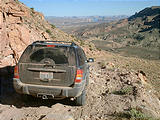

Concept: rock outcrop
[[74, 6, 160, 50], [0, 0, 75, 67]]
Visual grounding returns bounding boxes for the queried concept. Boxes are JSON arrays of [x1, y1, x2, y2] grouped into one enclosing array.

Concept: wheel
[[75, 89, 86, 106]]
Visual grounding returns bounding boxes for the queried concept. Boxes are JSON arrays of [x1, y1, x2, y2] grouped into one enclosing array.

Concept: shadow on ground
[[0, 66, 75, 108]]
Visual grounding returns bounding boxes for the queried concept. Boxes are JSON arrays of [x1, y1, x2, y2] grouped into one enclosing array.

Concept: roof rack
[[32, 41, 77, 46]]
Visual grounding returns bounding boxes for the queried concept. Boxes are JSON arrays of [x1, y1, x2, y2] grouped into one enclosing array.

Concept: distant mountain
[[128, 6, 160, 32], [74, 6, 160, 50], [129, 6, 160, 20], [46, 15, 128, 33], [46, 15, 128, 24]]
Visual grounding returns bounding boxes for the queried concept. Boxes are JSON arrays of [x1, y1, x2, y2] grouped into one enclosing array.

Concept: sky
[[19, 0, 159, 16]]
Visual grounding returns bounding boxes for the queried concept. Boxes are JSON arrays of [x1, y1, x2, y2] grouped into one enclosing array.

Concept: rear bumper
[[13, 78, 85, 98]]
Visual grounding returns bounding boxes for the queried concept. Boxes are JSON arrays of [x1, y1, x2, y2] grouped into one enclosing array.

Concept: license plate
[[40, 72, 53, 79]]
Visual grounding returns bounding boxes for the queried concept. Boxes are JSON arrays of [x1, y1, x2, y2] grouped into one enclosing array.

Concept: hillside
[[0, 0, 76, 67], [74, 6, 160, 59]]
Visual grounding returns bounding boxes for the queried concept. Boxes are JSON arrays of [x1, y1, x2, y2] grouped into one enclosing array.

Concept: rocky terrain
[[0, 0, 160, 120], [1, 58, 160, 120], [72, 6, 160, 97], [73, 6, 160, 55], [0, 0, 76, 67]]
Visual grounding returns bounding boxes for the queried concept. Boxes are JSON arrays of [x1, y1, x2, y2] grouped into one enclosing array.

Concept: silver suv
[[13, 41, 94, 106]]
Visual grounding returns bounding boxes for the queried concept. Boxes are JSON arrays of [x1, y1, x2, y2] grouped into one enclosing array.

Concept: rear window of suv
[[19, 45, 76, 65]]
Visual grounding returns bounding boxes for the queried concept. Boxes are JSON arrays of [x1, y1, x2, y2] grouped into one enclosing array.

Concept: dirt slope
[[0, 60, 160, 120]]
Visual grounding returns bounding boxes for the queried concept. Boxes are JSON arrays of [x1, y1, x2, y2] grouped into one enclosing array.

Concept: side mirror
[[87, 58, 94, 63]]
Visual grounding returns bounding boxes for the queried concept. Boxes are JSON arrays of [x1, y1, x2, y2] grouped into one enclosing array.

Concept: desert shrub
[[112, 86, 133, 95], [50, 24, 56, 29], [80, 40, 85, 46], [114, 108, 154, 120], [129, 108, 147, 119], [51, 35, 56, 39], [15, 0, 20, 4], [97, 47, 101, 51], [30, 7, 34, 11], [133, 34, 145, 41], [46, 29, 52, 35]]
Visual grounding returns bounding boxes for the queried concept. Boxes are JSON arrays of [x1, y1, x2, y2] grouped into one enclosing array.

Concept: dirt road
[[0, 61, 160, 120]]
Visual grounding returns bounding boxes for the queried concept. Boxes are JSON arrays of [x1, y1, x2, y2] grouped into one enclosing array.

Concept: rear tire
[[75, 89, 86, 106]]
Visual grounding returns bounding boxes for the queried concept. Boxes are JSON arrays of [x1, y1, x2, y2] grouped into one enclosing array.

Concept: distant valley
[[73, 6, 160, 60], [46, 7, 160, 60], [46, 15, 128, 33]]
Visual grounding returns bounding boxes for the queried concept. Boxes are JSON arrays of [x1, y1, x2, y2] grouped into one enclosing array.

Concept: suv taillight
[[46, 45, 55, 47], [75, 69, 83, 83], [14, 65, 19, 79]]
